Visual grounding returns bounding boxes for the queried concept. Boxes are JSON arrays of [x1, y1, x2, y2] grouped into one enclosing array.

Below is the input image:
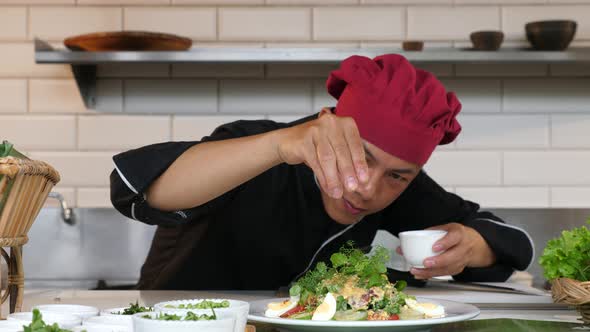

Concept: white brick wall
[[3, 1, 590, 207]]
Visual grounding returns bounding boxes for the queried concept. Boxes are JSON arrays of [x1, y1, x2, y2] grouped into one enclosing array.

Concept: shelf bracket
[[71, 65, 97, 109], [34, 38, 97, 109]]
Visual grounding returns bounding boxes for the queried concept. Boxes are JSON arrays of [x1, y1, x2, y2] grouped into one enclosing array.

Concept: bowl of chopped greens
[[132, 310, 235, 332], [9, 310, 82, 329], [539, 220, 590, 324], [154, 299, 248, 332], [33, 304, 99, 320], [101, 302, 153, 316]]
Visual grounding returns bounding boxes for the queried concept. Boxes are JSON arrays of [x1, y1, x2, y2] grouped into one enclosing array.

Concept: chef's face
[[320, 140, 421, 225]]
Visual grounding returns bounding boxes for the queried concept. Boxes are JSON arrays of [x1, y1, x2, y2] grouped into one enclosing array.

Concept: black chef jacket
[[110, 115, 534, 290]]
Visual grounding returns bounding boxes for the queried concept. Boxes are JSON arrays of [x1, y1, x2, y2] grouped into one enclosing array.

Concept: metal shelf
[[34, 38, 590, 108]]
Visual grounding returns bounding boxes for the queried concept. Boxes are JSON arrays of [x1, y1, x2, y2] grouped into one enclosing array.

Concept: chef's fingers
[[328, 126, 358, 193], [342, 117, 368, 184], [396, 246, 403, 255], [423, 246, 468, 271], [411, 262, 465, 279], [315, 133, 342, 199], [303, 134, 327, 194], [427, 223, 463, 252]]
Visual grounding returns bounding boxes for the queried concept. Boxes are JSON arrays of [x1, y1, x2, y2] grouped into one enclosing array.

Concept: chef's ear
[[318, 107, 335, 117]]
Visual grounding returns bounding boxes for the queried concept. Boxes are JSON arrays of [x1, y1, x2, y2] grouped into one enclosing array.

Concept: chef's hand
[[275, 108, 369, 199], [396, 223, 497, 279]]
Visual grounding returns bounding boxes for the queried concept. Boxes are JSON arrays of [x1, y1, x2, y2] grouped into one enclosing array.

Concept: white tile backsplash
[[313, 7, 405, 41], [504, 151, 590, 185], [125, 79, 218, 113], [551, 115, 590, 148], [455, 187, 549, 208], [220, 79, 312, 113], [408, 6, 500, 40], [551, 187, 590, 208], [10, 1, 590, 207], [0, 115, 76, 150], [219, 8, 311, 41], [441, 79, 502, 113], [424, 151, 502, 186], [503, 79, 590, 113], [0, 80, 27, 113], [173, 115, 263, 141], [78, 115, 170, 150], [456, 114, 549, 148]]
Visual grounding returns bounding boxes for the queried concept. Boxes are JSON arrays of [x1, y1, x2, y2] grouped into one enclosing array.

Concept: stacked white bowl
[[33, 304, 99, 320], [154, 299, 249, 332], [0, 320, 26, 332]]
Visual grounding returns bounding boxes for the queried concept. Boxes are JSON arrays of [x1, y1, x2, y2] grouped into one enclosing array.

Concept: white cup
[[399, 230, 447, 268]]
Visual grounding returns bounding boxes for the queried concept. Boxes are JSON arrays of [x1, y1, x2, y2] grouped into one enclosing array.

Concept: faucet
[[47, 192, 75, 225]]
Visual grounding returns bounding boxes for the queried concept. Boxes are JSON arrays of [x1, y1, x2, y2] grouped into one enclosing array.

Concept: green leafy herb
[[289, 242, 391, 302], [23, 309, 78, 332], [163, 300, 230, 310], [143, 311, 216, 321], [539, 220, 590, 281], [118, 301, 153, 315]]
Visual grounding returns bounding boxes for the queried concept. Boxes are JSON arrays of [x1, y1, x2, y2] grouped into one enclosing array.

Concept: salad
[[164, 300, 230, 309], [142, 311, 217, 321], [265, 243, 445, 321]]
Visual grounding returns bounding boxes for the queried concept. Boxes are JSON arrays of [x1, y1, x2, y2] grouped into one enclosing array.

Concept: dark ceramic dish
[[470, 30, 504, 51], [525, 20, 577, 51]]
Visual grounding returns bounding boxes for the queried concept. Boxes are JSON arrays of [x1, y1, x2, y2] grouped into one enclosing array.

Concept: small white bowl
[[100, 307, 134, 316], [8, 311, 82, 329], [133, 311, 235, 332], [84, 315, 133, 330], [73, 325, 130, 332], [0, 320, 26, 332], [154, 299, 249, 332], [33, 304, 99, 320]]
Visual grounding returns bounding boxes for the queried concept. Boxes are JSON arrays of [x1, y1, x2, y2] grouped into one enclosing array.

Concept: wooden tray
[[64, 31, 192, 51]]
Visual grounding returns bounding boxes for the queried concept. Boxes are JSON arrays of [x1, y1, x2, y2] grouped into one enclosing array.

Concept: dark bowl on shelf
[[402, 40, 424, 51], [525, 20, 577, 51], [470, 30, 504, 51]]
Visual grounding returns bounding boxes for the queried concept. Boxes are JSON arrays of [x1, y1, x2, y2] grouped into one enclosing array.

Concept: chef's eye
[[389, 172, 405, 182]]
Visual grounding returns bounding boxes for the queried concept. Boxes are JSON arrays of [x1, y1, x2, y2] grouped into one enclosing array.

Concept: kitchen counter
[[3, 286, 581, 325]]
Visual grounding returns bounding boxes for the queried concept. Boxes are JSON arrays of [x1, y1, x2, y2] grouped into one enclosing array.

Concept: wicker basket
[[551, 277, 590, 324], [0, 156, 60, 316]]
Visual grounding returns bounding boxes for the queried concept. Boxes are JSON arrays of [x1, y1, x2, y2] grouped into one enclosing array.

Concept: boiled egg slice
[[405, 298, 445, 318], [265, 296, 299, 318], [312, 292, 337, 321]]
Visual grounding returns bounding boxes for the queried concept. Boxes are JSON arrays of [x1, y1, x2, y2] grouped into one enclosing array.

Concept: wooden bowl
[[64, 31, 192, 51], [525, 20, 577, 51], [470, 30, 504, 51], [402, 41, 424, 51]]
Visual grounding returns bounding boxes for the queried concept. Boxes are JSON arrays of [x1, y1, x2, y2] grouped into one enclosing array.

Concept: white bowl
[[154, 299, 249, 332], [84, 315, 133, 330], [73, 325, 130, 332], [8, 311, 82, 329], [133, 311, 235, 332], [33, 304, 99, 320], [0, 320, 26, 332], [100, 307, 133, 316]]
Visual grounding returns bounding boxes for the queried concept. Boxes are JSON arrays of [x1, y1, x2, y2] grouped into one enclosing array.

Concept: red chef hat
[[326, 54, 462, 166]]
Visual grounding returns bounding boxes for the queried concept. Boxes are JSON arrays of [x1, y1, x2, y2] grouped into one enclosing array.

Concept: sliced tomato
[[388, 314, 399, 320], [280, 305, 306, 318]]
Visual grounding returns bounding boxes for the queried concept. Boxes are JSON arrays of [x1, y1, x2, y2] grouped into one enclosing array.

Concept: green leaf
[[539, 222, 590, 281], [331, 253, 348, 268]]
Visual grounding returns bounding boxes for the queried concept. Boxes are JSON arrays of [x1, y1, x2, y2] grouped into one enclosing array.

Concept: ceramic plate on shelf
[[247, 297, 480, 332], [64, 31, 192, 51]]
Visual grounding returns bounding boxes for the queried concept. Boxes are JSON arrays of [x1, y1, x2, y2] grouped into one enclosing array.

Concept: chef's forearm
[[146, 130, 284, 211]]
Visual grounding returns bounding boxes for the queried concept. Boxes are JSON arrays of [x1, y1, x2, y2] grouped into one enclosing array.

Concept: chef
[[110, 54, 534, 290]]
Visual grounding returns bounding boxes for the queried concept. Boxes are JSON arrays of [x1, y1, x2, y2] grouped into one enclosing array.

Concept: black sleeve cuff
[[463, 212, 534, 271], [453, 264, 515, 282]]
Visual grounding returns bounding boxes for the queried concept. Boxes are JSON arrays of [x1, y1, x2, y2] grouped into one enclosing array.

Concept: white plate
[[247, 297, 480, 332], [8, 311, 82, 329]]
